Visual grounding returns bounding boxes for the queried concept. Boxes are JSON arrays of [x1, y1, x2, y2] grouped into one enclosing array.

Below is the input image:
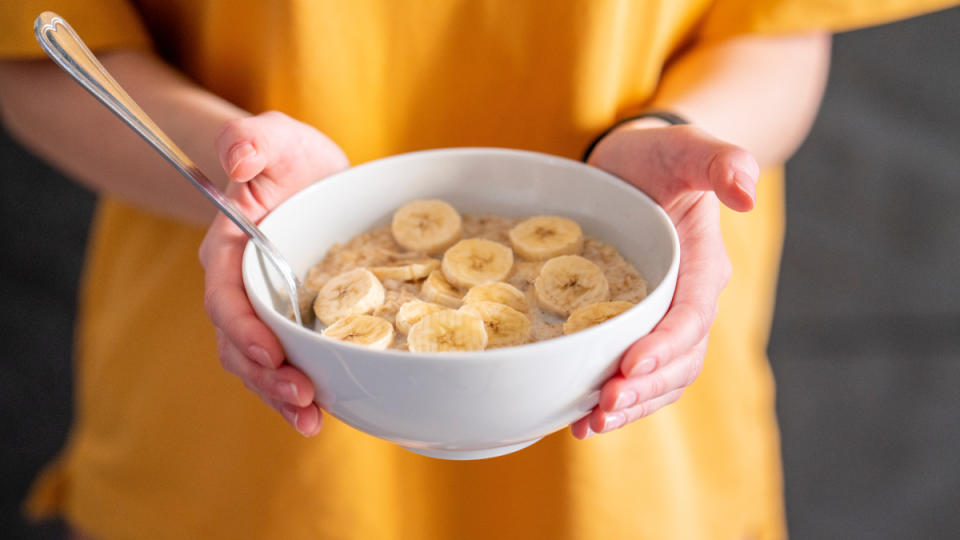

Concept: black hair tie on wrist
[[581, 110, 690, 162]]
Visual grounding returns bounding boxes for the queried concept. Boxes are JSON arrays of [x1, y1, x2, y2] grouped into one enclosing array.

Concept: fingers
[[204, 266, 284, 369], [618, 298, 715, 378], [580, 342, 704, 436], [218, 331, 321, 436], [200, 202, 312, 436], [570, 338, 704, 439], [570, 415, 593, 440], [201, 197, 323, 438], [620, 195, 730, 379], [603, 336, 708, 410], [217, 330, 315, 405], [568, 189, 726, 440], [575, 333, 707, 437], [570, 384, 686, 439], [199, 217, 286, 369], [590, 388, 685, 434], [281, 401, 324, 437]]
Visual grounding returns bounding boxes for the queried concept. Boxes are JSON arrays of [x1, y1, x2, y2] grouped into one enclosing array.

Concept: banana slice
[[395, 300, 449, 334], [369, 258, 440, 281], [313, 268, 386, 326], [441, 238, 514, 289], [509, 216, 584, 260], [562, 301, 635, 335], [534, 255, 610, 316], [421, 269, 464, 308], [407, 310, 488, 353], [391, 199, 463, 254], [458, 301, 531, 348], [463, 281, 528, 313], [322, 314, 395, 349]]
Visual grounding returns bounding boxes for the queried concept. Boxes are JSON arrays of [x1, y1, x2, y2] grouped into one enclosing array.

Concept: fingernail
[[281, 405, 303, 434], [733, 170, 756, 202], [280, 382, 300, 404], [292, 410, 304, 435], [247, 345, 273, 367], [602, 412, 626, 432], [613, 390, 637, 411], [228, 142, 256, 175], [629, 357, 657, 377]]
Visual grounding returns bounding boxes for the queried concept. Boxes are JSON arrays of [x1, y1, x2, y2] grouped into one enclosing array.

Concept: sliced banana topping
[[509, 216, 584, 260], [421, 269, 464, 308], [463, 281, 528, 313], [395, 299, 449, 335], [441, 238, 514, 289], [313, 268, 386, 326], [369, 258, 440, 282], [391, 199, 463, 255], [322, 314, 395, 350], [458, 301, 531, 348], [534, 255, 610, 316], [306, 199, 648, 351], [407, 310, 488, 353], [562, 301, 635, 335]]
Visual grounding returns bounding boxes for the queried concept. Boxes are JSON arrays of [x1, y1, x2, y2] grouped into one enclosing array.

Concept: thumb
[[215, 116, 272, 182], [661, 126, 759, 212], [592, 124, 759, 213]]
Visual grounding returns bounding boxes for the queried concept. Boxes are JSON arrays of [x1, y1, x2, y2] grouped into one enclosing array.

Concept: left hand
[[199, 111, 349, 436], [571, 120, 758, 439]]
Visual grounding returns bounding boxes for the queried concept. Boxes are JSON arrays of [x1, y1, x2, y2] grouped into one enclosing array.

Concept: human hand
[[571, 121, 758, 439], [199, 111, 349, 436]]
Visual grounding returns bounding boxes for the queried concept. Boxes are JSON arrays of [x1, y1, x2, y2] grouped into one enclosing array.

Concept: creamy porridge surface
[[304, 202, 647, 352]]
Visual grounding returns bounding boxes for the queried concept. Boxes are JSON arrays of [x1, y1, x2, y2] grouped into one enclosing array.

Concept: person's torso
[[134, 0, 711, 162]]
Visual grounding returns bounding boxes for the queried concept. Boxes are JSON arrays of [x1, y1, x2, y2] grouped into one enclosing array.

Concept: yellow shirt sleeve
[[701, 0, 959, 40], [0, 0, 151, 58]]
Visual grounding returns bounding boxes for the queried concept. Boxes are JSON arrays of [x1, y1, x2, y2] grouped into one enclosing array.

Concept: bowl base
[[401, 437, 543, 460]]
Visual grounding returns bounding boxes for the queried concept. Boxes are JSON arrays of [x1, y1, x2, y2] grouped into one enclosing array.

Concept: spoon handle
[[34, 11, 304, 326]]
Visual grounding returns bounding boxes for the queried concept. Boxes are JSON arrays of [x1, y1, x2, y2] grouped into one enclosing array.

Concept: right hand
[[199, 111, 349, 436]]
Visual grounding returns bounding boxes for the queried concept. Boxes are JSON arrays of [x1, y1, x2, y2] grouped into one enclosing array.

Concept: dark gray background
[[2, 7, 958, 538], [770, 6, 960, 538]]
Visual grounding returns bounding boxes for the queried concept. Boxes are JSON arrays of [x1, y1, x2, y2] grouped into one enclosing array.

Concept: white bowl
[[242, 148, 679, 459]]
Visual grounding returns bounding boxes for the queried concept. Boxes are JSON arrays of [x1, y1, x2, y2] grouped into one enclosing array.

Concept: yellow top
[[2, 1, 952, 538]]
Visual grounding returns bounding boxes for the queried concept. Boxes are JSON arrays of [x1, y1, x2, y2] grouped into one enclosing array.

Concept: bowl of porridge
[[241, 148, 679, 459]]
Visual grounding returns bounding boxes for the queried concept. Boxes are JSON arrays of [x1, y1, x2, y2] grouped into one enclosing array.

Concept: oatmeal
[[305, 200, 647, 351]]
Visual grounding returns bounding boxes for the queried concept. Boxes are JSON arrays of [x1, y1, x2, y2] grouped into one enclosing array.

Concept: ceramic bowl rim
[[242, 147, 680, 364]]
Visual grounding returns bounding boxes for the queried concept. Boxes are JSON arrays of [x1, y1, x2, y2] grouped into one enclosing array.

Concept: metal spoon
[[34, 11, 305, 326]]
